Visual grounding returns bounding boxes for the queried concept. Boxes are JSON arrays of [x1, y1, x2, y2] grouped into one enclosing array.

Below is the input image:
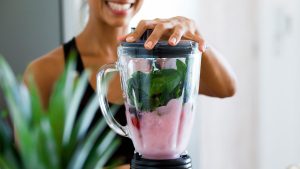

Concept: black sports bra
[[63, 38, 134, 166]]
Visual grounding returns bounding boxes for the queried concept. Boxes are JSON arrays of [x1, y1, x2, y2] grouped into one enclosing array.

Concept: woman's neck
[[76, 16, 128, 59]]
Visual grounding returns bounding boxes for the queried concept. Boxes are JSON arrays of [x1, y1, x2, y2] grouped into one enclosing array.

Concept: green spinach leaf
[[127, 59, 187, 111]]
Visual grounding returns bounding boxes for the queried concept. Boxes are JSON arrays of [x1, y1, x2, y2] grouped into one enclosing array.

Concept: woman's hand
[[123, 16, 206, 52], [121, 16, 237, 98]]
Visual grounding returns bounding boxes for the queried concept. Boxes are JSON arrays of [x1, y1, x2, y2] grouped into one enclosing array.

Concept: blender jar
[[97, 31, 201, 160]]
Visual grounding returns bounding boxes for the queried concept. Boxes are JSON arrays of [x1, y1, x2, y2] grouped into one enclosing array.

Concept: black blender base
[[130, 153, 192, 169]]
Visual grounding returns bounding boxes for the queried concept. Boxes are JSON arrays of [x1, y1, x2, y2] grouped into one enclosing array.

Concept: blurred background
[[0, 0, 300, 169]]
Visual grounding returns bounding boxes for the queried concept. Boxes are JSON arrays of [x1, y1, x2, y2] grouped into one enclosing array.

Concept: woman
[[24, 0, 236, 168]]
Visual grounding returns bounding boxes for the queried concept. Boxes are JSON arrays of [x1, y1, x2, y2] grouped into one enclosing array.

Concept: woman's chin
[[106, 18, 131, 27]]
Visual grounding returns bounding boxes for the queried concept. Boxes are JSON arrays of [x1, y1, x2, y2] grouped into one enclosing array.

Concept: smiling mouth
[[105, 1, 135, 13]]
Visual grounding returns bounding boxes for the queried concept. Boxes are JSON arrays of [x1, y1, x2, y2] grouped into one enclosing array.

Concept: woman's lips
[[105, 1, 135, 15]]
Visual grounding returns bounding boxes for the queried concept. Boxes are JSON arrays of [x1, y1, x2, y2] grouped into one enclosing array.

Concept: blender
[[97, 29, 201, 169]]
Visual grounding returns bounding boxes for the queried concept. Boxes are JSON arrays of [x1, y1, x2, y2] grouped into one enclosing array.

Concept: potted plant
[[0, 55, 120, 169]]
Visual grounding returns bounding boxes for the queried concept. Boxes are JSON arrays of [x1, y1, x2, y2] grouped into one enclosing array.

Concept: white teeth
[[107, 2, 131, 11]]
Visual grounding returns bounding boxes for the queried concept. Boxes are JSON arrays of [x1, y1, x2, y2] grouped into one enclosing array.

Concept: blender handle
[[96, 63, 129, 137]]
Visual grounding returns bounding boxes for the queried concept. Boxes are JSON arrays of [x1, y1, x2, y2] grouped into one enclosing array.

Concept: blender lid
[[119, 29, 199, 58]]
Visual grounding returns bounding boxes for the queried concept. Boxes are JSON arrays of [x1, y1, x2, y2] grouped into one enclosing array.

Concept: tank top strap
[[63, 37, 84, 73]]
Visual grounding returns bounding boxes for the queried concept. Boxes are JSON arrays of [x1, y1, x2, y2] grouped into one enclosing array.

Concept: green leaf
[[4, 147, 22, 169], [63, 70, 90, 145], [151, 69, 181, 94], [127, 59, 186, 111], [0, 116, 21, 169], [67, 112, 109, 169], [64, 51, 77, 105], [36, 119, 59, 169], [0, 56, 41, 169], [0, 113, 12, 151], [76, 94, 99, 140], [93, 133, 120, 169], [47, 56, 77, 162], [48, 71, 67, 159], [83, 132, 120, 169], [176, 59, 187, 79], [0, 156, 12, 169], [27, 78, 43, 127]]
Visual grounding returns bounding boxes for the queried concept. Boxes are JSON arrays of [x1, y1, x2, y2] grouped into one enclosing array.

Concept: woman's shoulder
[[25, 46, 65, 79], [23, 46, 65, 107], [27, 46, 64, 72]]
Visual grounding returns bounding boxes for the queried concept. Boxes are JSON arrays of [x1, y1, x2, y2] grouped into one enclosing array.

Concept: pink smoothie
[[125, 98, 194, 160]]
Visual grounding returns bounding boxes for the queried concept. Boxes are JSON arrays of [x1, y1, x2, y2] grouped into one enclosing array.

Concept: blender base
[[130, 153, 192, 169]]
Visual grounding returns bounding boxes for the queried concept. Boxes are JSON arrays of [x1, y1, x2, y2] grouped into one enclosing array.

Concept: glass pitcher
[[97, 31, 201, 160]]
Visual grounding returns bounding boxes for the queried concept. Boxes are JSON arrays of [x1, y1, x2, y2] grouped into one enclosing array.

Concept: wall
[[63, 0, 87, 42], [0, 0, 61, 74], [196, 0, 259, 168], [258, 0, 300, 168]]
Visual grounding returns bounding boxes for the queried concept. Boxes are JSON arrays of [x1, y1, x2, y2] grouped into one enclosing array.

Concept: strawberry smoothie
[[125, 98, 194, 159]]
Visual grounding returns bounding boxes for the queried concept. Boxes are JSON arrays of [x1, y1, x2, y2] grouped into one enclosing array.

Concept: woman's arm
[[199, 46, 236, 97]]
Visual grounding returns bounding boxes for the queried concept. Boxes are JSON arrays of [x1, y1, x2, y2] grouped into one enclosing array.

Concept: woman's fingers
[[123, 16, 206, 52], [117, 35, 127, 41], [193, 35, 206, 52], [126, 20, 156, 42], [168, 25, 185, 46], [194, 30, 206, 52], [144, 22, 174, 49]]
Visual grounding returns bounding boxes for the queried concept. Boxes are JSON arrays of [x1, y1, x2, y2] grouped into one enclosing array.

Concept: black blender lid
[[119, 29, 199, 58]]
